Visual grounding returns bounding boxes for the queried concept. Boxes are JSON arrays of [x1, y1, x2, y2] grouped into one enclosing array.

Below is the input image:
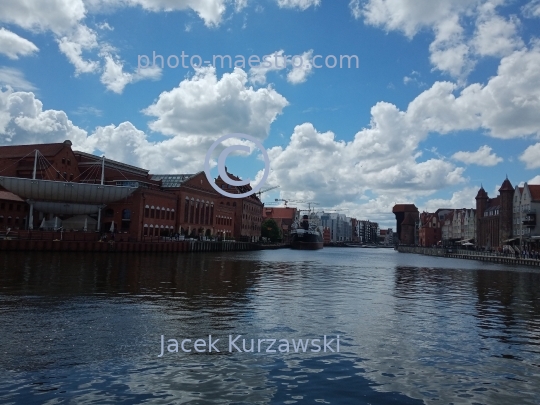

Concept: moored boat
[[290, 214, 324, 250]]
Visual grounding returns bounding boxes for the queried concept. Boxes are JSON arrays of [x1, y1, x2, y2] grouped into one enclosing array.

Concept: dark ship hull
[[290, 232, 324, 250]]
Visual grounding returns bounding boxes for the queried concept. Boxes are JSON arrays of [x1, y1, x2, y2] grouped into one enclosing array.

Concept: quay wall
[[0, 239, 256, 253], [398, 246, 540, 267]]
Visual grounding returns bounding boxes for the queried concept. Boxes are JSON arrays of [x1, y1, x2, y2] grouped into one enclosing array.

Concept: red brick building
[[1, 141, 266, 242], [418, 212, 442, 247], [263, 206, 297, 242], [475, 178, 513, 249], [215, 170, 263, 242], [0, 191, 27, 231]]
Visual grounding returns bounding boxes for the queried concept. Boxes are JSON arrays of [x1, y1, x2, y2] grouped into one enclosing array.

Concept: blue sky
[[1, 0, 540, 228]]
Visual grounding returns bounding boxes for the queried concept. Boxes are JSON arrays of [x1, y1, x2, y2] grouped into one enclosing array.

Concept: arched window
[[190, 200, 195, 223], [161, 208, 165, 219], [184, 198, 189, 222], [143, 224, 148, 236], [151, 206, 155, 218], [210, 205, 214, 225], [171, 209, 175, 221], [200, 203, 205, 225], [166, 208, 170, 220], [145, 205, 149, 218]]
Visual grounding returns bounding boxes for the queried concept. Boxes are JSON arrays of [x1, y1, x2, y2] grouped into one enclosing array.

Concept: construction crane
[[274, 198, 305, 207], [256, 185, 279, 199]]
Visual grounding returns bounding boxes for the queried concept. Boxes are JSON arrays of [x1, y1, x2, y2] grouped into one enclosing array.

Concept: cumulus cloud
[[520, 143, 540, 169], [452, 145, 503, 166], [0, 88, 89, 148], [144, 66, 288, 139], [0, 28, 39, 60]]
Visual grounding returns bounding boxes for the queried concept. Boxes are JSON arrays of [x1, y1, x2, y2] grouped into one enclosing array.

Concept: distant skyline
[[1, 0, 540, 228]]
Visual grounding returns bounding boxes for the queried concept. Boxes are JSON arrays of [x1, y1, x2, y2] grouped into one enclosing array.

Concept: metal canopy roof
[[0, 176, 137, 204], [32, 201, 103, 215]]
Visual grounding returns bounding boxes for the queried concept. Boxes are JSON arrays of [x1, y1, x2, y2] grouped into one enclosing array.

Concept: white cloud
[[404, 46, 540, 139], [286, 50, 314, 84], [422, 187, 478, 212], [0, 68, 37, 91], [0, 88, 89, 147], [145, 66, 288, 138], [0, 0, 87, 35], [100, 53, 161, 94], [452, 145, 503, 166], [56, 25, 100, 74], [529, 175, 540, 184], [249, 49, 315, 85], [522, 0, 540, 18], [520, 143, 540, 169], [472, 8, 524, 57], [276, 0, 321, 10], [355, 0, 527, 79], [0, 28, 39, 59]]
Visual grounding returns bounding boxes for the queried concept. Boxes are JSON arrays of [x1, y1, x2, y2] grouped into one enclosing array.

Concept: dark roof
[[0, 141, 71, 159], [476, 187, 488, 199], [393, 204, 418, 213], [499, 177, 514, 192]]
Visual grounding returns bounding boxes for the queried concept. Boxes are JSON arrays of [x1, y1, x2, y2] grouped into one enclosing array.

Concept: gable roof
[[529, 185, 540, 201]]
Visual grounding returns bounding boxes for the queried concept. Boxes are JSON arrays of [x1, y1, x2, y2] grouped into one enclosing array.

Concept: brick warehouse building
[[0, 141, 261, 241], [475, 177, 514, 249]]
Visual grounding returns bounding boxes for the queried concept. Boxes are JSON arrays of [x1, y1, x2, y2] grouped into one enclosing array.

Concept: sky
[[1, 0, 540, 229]]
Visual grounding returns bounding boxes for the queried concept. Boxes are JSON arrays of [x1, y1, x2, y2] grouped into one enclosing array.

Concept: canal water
[[1, 248, 539, 404]]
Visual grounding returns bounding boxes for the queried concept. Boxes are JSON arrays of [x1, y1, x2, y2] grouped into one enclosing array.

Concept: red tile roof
[[0, 190, 24, 202], [529, 185, 540, 201]]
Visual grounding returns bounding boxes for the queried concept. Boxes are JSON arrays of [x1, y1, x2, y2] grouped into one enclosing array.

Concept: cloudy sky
[[1, 0, 540, 228]]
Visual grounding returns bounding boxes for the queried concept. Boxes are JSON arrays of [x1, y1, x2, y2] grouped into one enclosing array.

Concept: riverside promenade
[[398, 246, 540, 268]]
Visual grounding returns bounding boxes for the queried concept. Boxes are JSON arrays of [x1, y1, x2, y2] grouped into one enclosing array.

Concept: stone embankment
[[398, 246, 540, 267]]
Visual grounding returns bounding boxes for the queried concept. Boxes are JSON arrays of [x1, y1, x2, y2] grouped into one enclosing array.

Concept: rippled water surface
[[1, 248, 540, 404]]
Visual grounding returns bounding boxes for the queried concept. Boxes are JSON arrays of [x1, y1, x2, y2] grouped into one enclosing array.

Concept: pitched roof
[[0, 190, 24, 202], [263, 207, 297, 219], [529, 185, 540, 201], [0, 141, 70, 159], [499, 177, 513, 192]]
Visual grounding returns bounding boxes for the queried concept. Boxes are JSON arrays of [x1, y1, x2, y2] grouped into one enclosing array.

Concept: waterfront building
[[419, 212, 441, 247], [0, 191, 27, 231], [263, 206, 297, 242], [441, 211, 454, 244], [475, 178, 513, 249], [513, 183, 540, 249], [381, 229, 394, 246], [215, 170, 263, 242], [320, 213, 353, 242], [392, 204, 419, 245], [357, 220, 379, 244]]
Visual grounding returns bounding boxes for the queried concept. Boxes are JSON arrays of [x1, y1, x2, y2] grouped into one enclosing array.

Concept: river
[[0, 248, 539, 404]]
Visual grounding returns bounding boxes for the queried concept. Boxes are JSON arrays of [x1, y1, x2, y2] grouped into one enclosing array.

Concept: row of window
[[144, 206, 175, 221], [0, 216, 20, 225], [0, 203, 27, 212], [184, 198, 214, 226], [216, 216, 231, 226], [143, 224, 174, 236]]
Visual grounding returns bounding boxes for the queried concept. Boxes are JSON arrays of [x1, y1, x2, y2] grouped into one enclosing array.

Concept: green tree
[[261, 219, 282, 242]]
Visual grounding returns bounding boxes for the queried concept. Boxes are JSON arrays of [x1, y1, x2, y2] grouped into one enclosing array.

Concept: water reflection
[[0, 250, 539, 404]]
